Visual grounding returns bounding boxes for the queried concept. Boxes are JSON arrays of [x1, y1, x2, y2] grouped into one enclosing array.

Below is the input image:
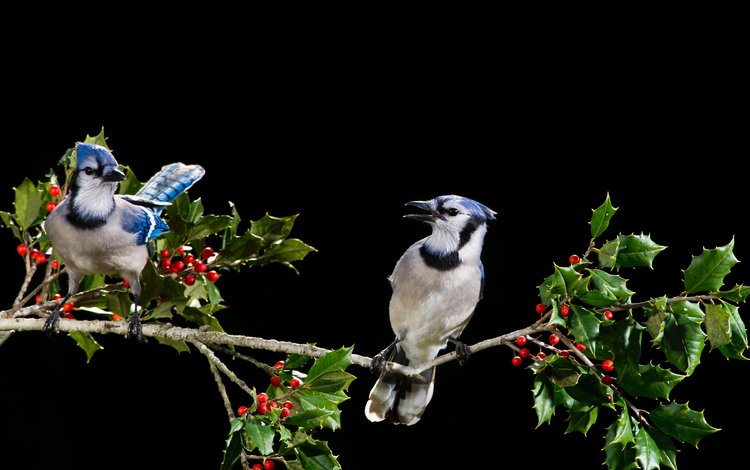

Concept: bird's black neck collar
[[419, 246, 460, 271]]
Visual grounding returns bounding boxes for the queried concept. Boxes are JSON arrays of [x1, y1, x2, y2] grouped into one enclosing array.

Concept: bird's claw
[[43, 310, 61, 336], [127, 314, 144, 342], [452, 339, 471, 366], [370, 352, 387, 375]]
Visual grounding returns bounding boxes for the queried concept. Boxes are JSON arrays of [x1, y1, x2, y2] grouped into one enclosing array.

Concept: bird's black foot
[[127, 313, 144, 342], [450, 338, 471, 366], [370, 352, 388, 375], [43, 309, 61, 336]]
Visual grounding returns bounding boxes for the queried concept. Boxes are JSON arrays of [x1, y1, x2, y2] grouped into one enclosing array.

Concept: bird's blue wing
[[478, 261, 485, 301], [121, 205, 171, 245], [135, 163, 205, 214]]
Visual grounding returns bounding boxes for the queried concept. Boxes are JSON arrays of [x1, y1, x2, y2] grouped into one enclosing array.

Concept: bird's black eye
[[447, 208, 460, 217], [82, 167, 95, 175]]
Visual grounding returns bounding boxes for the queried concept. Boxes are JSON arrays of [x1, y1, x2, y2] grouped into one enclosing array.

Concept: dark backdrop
[[1, 26, 747, 469]]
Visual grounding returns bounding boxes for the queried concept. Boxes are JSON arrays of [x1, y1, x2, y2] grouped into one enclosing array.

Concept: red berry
[[519, 348, 530, 358], [537, 352, 547, 359], [35, 294, 42, 303], [602, 359, 615, 372], [560, 305, 570, 316], [289, 378, 300, 388], [176, 246, 185, 254], [45, 201, 57, 212], [252, 465, 263, 470], [601, 375, 613, 385], [604, 310, 614, 320], [268, 401, 279, 409], [559, 350, 570, 358], [256, 403, 268, 415], [49, 185, 61, 197], [548, 334, 560, 345], [112, 313, 123, 321], [280, 407, 291, 418], [122, 280, 129, 288], [206, 270, 219, 282], [511, 356, 523, 367], [173, 260, 185, 272], [161, 258, 171, 269], [257, 392, 269, 403], [282, 400, 293, 409], [237, 405, 248, 416], [51, 260, 59, 269], [35, 254, 46, 264], [263, 460, 275, 470], [184, 274, 196, 286], [535, 303, 546, 314], [183, 254, 195, 264], [62, 303, 74, 313], [569, 254, 580, 265], [576, 343, 587, 351], [270, 376, 281, 387], [193, 261, 207, 273], [160, 249, 170, 258], [52, 293, 62, 300], [64, 312, 74, 320], [16, 244, 28, 256], [201, 246, 214, 260], [274, 360, 285, 369], [516, 336, 527, 346]]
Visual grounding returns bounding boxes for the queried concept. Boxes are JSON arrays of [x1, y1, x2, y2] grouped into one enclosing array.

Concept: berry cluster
[[159, 245, 219, 285], [15, 185, 62, 266], [251, 461, 276, 470]]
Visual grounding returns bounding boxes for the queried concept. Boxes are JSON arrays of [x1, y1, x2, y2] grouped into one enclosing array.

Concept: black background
[[1, 23, 747, 469]]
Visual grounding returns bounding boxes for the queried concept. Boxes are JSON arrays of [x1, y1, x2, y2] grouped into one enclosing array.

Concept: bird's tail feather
[[364, 345, 435, 426], [135, 163, 205, 213]]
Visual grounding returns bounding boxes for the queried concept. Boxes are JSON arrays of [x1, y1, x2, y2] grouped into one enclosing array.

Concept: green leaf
[[598, 317, 643, 367], [187, 215, 233, 241], [718, 301, 748, 360], [305, 370, 356, 394], [532, 376, 556, 427], [614, 233, 667, 269], [597, 237, 620, 269], [244, 418, 276, 455], [67, 332, 103, 363], [588, 269, 634, 303], [617, 362, 685, 400], [187, 197, 204, 224], [683, 238, 738, 293], [139, 260, 187, 307], [704, 302, 731, 350], [296, 439, 342, 470], [660, 301, 706, 375], [649, 402, 719, 446], [249, 238, 317, 272], [604, 419, 639, 470], [222, 201, 242, 248], [569, 305, 601, 358], [283, 408, 336, 429], [611, 408, 634, 447], [0, 331, 13, 347], [590, 193, 618, 238], [713, 284, 750, 303], [117, 166, 143, 196], [296, 390, 349, 410], [216, 231, 265, 264], [634, 424, 661, 470], [220, 425, 243, 470], [306, 347, 353, 382], [251, 213, 298, 244], [644, 427, 678, 470], [106, 291, 133, 319], [180, 305, 225, 332], [14, 178, 42, 230], [540, 356, 581, 388], [565, 373, 612, 407], [0, 210, 21, 239], [155, 336, 190, 353], [565, 403, 599, 436]]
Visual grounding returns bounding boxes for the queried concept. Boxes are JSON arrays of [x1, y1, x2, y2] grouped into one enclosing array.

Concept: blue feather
[[136, 163, 206, 214], [121, 205, 171, 245]]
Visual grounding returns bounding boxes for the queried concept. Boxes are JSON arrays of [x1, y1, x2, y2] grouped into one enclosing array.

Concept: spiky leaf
[[659, 301, 706, 375], [597, 237, 620, 269], [590, 193, 618, 238], [649, 402, 719, 446], [251, 213, 298, 244], [704, 302, 731, 350], [617, 363, 684, 400], [244, 419, 276, 455], [67, 332, 103, 363], [683, 239, 738, 294], [565, 403, 599, 436], [614, 234, 667, 269], [569, 305, 601, 358], [634, 424, 661, 470], [14, 178, 42, 230], [588, 269, 634, 303], [296, 439, 341, 470], [532, 376, 556, 427], [713, 284, 750, 303], [565, 373, 612, 407], [718, 301, 749, 360], [306, 347, 353, 382]]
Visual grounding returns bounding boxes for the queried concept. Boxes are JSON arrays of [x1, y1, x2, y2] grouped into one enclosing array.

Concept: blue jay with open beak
[[43, 142, 204, 341], [365, 195, 496, 425]]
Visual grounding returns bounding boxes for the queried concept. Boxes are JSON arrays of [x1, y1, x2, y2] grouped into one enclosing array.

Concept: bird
[[364, 194, 496, 425], [43, 142, 205, 341]]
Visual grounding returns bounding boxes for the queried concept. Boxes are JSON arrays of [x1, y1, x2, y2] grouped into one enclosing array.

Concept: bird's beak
[[102, 167, 126, 182], [404, 200, 439, 223]]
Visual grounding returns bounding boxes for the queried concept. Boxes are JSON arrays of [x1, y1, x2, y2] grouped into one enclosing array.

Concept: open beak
[[404, 200, 440, 223]]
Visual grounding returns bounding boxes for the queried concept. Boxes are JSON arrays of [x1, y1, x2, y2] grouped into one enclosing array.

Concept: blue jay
[[43, 142, 205, 341], [365, 195, 496, 425]]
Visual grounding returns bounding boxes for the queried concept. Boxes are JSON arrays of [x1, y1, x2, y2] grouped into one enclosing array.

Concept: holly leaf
[[67, 331, 103, 363], [565, 403, 599, 436], [644, 426, 678, 470], [610, 407, 635, 448], [250, 213, 298, 244], [659, 301, 706, 376], [683, 238, 738, 294], [283, 408, 337, 430], [569, 305, 601, 358], [590, 193, 618, 239], [614, 233, 667, 269], [649, 402, 719, 446], [617, 362, 685, 400], [713, 284, 750, 303], [14, 178, 42, 230], [295, 439, 342, 470], [220, 421, 243, 470], [187, 215, 233, 241], [248, 238, 317, 273], [588, 268, 634, 303], [565, 373, 612, 407], [306, 347, 353, 382], [597, 237, 620, 269], [244, 418, 276, 455], [634, 424, 661, 470], [704, 302, 731, 350], [532, 376, 556, 427], [718, 301, 749, 360]]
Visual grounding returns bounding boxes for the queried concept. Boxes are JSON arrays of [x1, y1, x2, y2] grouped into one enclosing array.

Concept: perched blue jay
[[365, 195, 496, 425], [43, 142, 204, 341]]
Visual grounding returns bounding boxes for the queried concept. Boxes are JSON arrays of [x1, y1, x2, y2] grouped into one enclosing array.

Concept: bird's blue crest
[[436, 195, 496, 221], [75, 142, 119, 170]]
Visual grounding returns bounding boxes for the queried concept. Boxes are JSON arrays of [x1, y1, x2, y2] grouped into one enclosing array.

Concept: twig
[[188, 338, 255, 397], [208, 361, 235, 420], [12, 264, 38, 310], [605, 294, 718, 312], [211, 345, 276, 376]]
